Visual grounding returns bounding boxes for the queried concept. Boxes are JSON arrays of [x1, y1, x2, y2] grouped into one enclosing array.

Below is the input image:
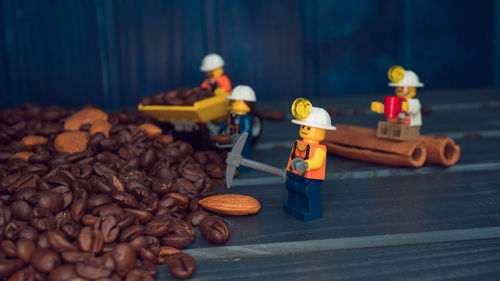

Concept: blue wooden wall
[[0, 0, 496, 109]]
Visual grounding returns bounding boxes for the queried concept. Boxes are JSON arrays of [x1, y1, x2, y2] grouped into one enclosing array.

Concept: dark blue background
[[0, 0, 497, 109]]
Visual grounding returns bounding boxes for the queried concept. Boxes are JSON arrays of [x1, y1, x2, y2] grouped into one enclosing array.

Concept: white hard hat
[[292, 107, 336, 130], [200, 53, 225, 72], [228, 85, 256, 102], [389, 70, 424, 87]]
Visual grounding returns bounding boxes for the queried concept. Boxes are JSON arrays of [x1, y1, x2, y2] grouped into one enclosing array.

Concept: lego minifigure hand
[[371, 102, 384, 113], [290, 158, 308, 173], [402, 101, 409, 112]]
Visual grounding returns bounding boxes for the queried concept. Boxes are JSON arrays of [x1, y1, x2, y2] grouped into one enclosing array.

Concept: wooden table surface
[[157, 89, 500, 280]]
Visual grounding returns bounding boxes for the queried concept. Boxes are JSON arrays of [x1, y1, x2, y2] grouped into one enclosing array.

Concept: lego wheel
[[252, 114, 263, 145]]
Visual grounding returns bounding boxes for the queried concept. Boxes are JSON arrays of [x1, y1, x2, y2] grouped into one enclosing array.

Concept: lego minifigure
[[200, 53, 232, 95], [220, 86, 256, 171], [284, 98, 336, 221], [371, 66, 423, 141]]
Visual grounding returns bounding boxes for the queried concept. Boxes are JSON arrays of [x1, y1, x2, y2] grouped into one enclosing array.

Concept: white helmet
[[228, 85, 256, 102], [200, 53, 225, 72], [292, 107, 336, 130], [389, 70, 424, 87]]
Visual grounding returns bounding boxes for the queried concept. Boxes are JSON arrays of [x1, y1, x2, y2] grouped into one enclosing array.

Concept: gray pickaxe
[[225, 132, 288, 188]]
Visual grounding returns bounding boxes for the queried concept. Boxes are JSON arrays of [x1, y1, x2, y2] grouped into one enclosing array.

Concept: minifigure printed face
[[205, 67, 224, 78], [395, 86, 417, 99], [299, 125, 326, 142], [230, 100, 250, 114]]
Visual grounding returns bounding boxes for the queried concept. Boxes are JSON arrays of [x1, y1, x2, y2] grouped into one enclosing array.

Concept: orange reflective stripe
[[286, 140, 326, 180]]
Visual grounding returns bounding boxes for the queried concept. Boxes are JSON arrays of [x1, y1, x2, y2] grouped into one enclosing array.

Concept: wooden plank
[[158, 239, 500, 280]]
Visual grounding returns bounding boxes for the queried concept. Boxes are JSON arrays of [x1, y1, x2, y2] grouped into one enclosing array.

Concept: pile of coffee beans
[[0, 104, 232, 280], [140, 88, 214, 106]]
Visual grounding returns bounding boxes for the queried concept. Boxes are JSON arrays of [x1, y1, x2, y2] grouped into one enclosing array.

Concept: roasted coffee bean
[[5, 266, 36, 281], [78, 226, 104, 253], [140, 149, 156, 169], [200, 216, 230, 244], [32, 191, 64, 214], [61, 251, 91, 264], [47, 230, 77, 252], [87, 194, 112, 209], [14, 188, 37, 203], [143, 235, 161, 256], [93, 205, 124, 221], [4, 220, 26, 240], [0, 259, 24, 278], [16, 238, 35, 263], [111, 191, 139, 208], [81, 214, 99, 226], [96, 215, 120, 243], [117, 212, 137, 230], [75, 262, 112, 279], [124, 208, 152, 224], [70, 199, 87, 222], [10, 200, 32, 221], [160, 234, 192, 249], [23, 163, 49, 176], [186, 209, 210, 227], [128, 235, 146, 253], [52, 185, 73, 209], [111, 243, 136, 277], [125, 269, 155, 281], [30, 206, 57, 231], [48, 265, 78, 281], [60, 220, 81, 240], [30, 248, 61, 273], [166, 252, 195, 279], [1, 240, 17, 258], [18, 226, 39, 242], [145, 218, 169, 237], [120, 225, 144, 242], [90, 176, 113, 194]]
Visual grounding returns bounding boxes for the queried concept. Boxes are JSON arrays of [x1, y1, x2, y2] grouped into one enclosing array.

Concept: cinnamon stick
[[323, 124, 460, 167]]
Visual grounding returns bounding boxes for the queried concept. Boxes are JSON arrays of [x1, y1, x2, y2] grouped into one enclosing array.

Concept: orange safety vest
[[200, 75, 232, 93], [286, 140, 326, 180]]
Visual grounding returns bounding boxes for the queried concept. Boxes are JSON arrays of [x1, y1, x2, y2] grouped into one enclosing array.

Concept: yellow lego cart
[[137, 93, 230, 123]]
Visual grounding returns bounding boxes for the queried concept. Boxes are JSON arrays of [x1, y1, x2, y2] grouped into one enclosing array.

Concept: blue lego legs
[[283, 172, 323, 221]]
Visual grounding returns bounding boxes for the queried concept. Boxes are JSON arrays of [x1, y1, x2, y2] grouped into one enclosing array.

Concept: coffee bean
[[111, 191, 139, 209], [166, 252, 195, 279], [30, 206, 57, 231], [47, 230, 77, 252], [111, 243, 136, 277], [186, 209, 210, 227], [32, 191, 64, 214], [18, 226, 39, 242], [70, 199, 87, 222], [1, 240, 17, 258], [52, 186, 73, 209], [145, 218, 169, 237], [125, 269, 155, 281], [30, 248, 61, 273], [200, 216, 230, 244], [0, 259, 24, 278], [48, 265, 78, 281], [61, 251, 91, 264], [78, 226, 103, 253], [120, 225, 144, 242], [75, 262, 112, 279], [60, 220, 81, 240], [96, 215, 120, 243], [10, 201, 32, 221], [87, 194, 112, 209], [16, 239, 35, 263]]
